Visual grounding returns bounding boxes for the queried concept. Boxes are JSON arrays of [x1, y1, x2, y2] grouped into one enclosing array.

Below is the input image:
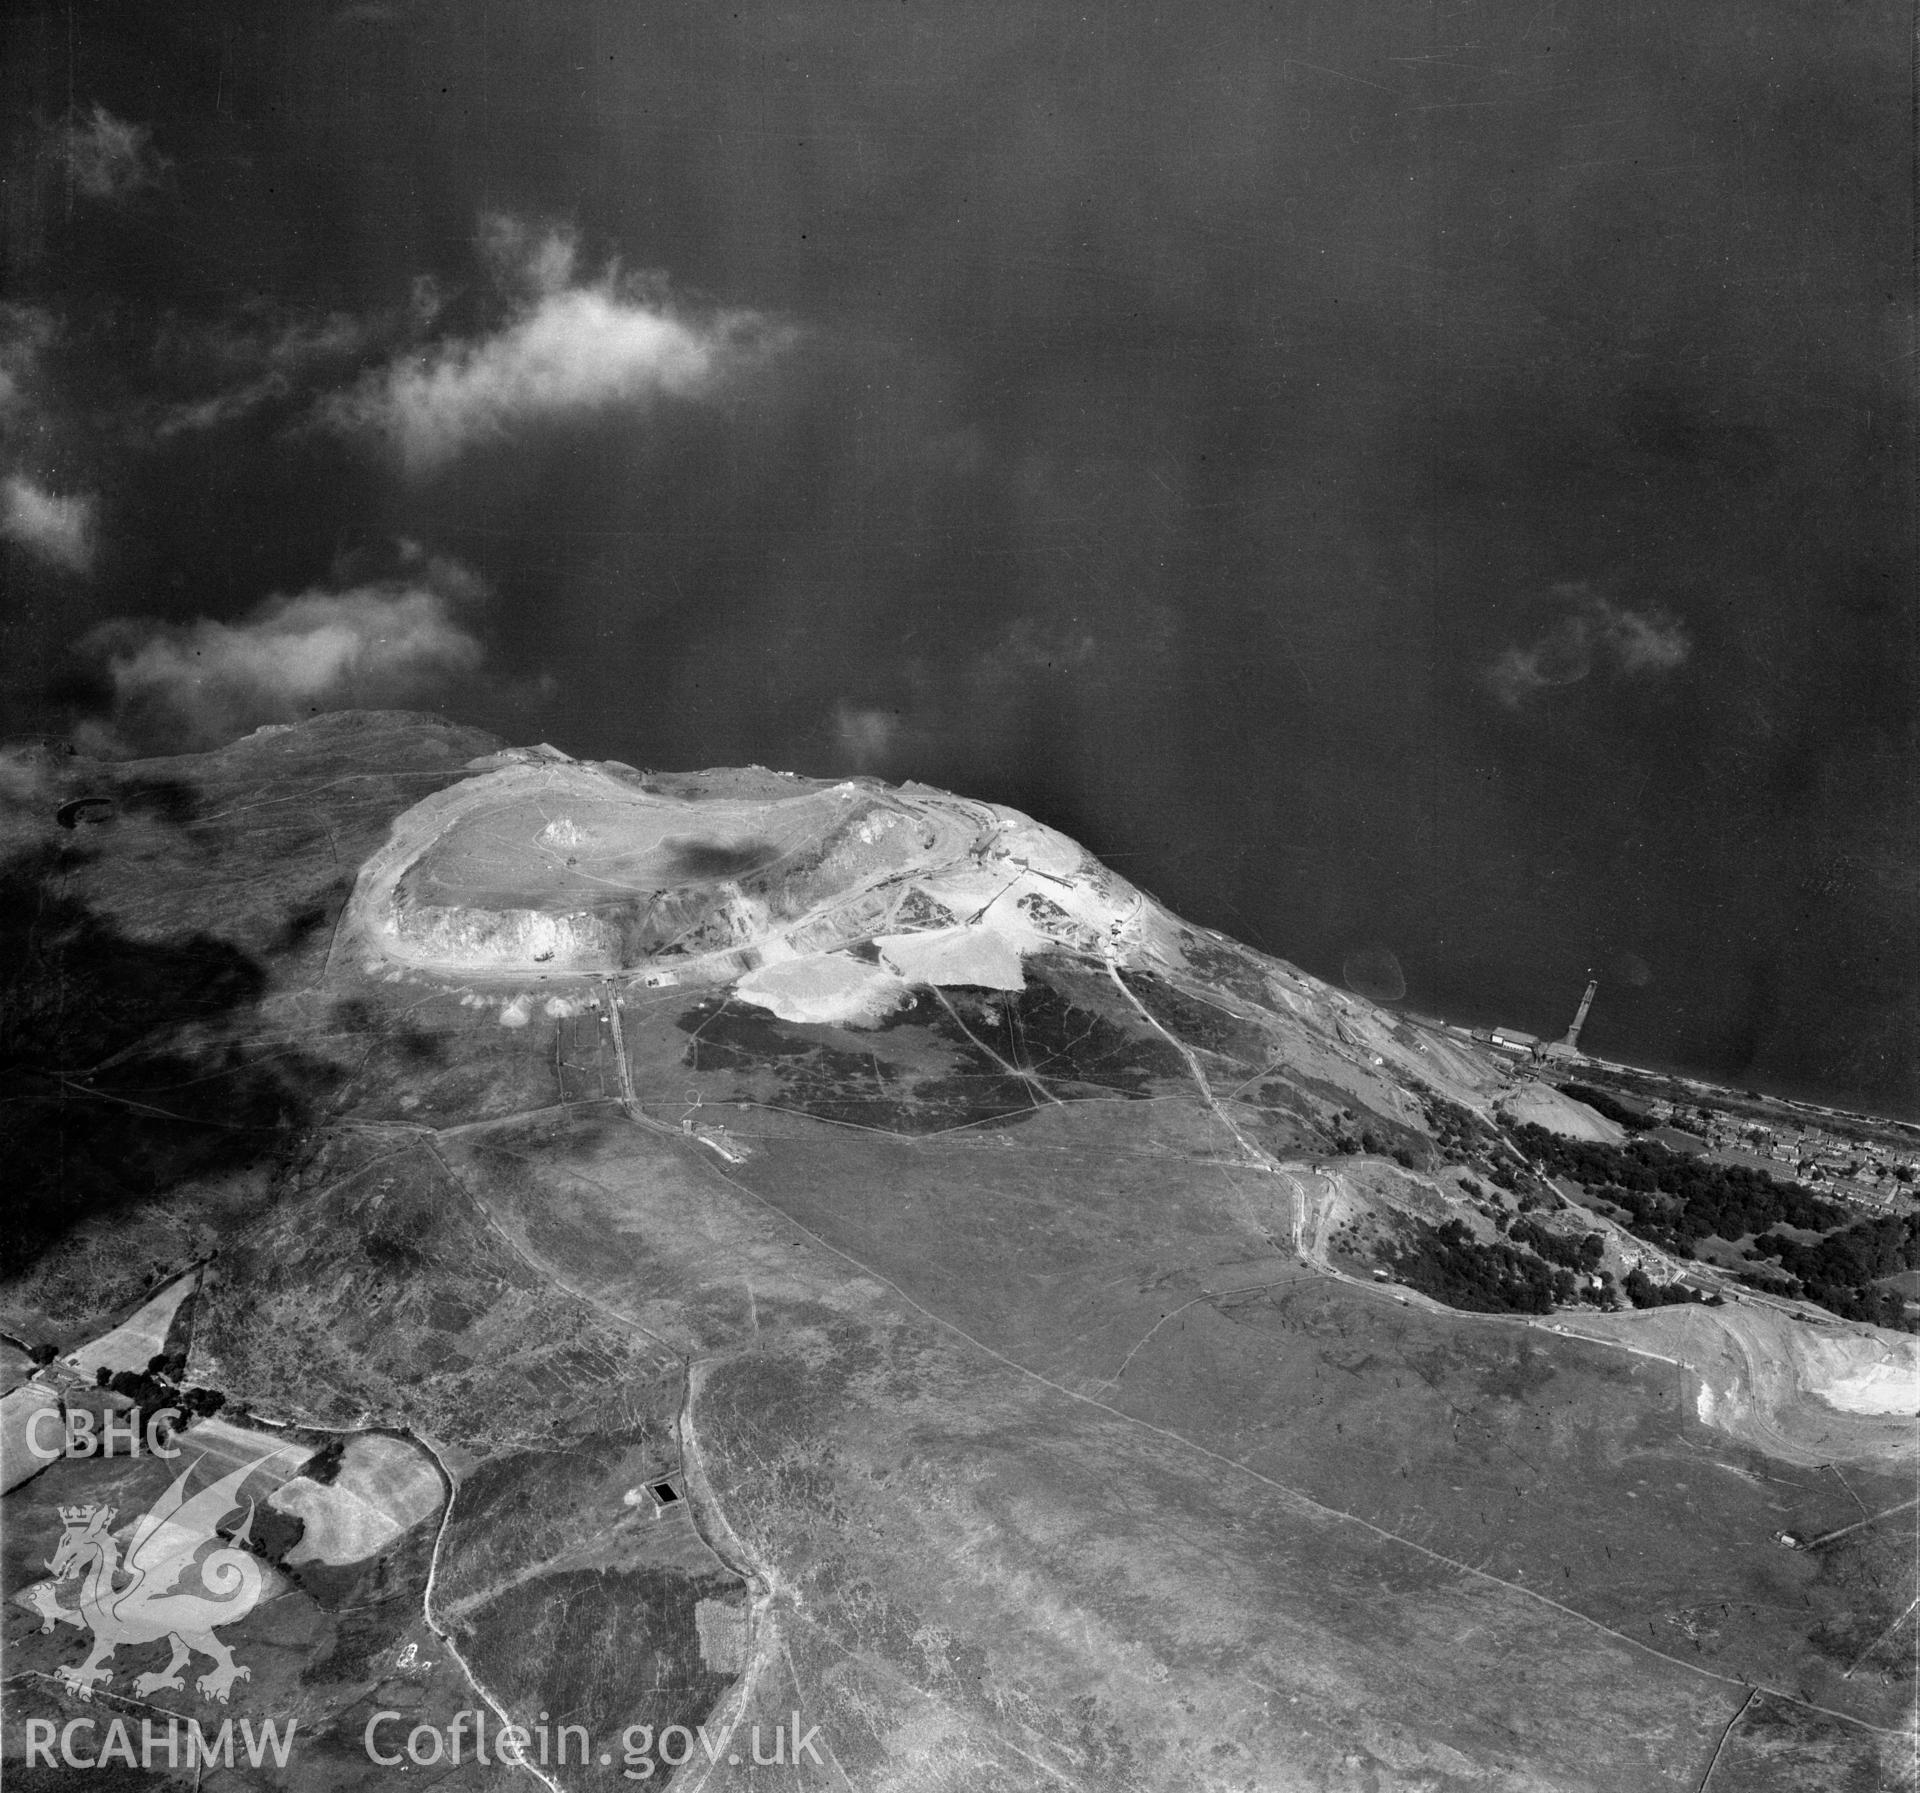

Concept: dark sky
[[3, 1, 1913, 1115]]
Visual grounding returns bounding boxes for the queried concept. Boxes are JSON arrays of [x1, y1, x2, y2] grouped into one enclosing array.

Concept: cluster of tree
[[1513, 1123, 1919, 1331], [1424, 1097, 1543, 1195], [1510, 1124, 1842, 1239], [1424, 1097, 1500, 1165], [1328, 1124, 1383, 1156], [301, 1435, 347, 1485], [1508, 1217, 1605, 1273], [1323, 1105, 1427, 1169], [1387, 1218, 1575, 1315], [95, 1351, 227, 1426], [1622, 1268, 1714, 1309], [1590, 1185, 1697, 1256], [1751, 1213, 1920, 1331]]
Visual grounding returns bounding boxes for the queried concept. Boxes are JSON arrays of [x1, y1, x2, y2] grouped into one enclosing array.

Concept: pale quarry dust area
[[1497, 1082, 1625, 1144]]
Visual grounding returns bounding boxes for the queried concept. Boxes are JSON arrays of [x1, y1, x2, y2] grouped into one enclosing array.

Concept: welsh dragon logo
[[31, 1451, 288, 1703]]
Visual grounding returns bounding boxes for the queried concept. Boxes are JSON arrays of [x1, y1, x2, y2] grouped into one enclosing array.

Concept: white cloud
[[156, 372, 292, 438], [1486, 588, 1690, 707], [157, 304, 384, 381], [476, 213, 580, 296], [56, 105, 164, 202], [2, 474, 96, 574], [83, 557, 487, 749], [0, 321, 97, 574], [1485, 635, 1590, 707], [150, 297, 423, 439], [0, 306, 56, 422], [322, 221, 787, 469], [1603, 603, 1691, 677]]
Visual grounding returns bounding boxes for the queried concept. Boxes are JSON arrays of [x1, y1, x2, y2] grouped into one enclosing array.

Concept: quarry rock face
[[354, 752, 1148, 991], [1, 712, 1913, 1792]]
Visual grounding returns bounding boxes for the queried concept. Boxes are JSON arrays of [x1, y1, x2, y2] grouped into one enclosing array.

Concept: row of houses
[[1721, 1118, 1919, 1205], [1446, 1018, 1919, 1208]]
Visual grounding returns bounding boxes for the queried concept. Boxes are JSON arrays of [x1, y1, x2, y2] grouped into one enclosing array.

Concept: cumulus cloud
[[80, 555, 487, 750], [155, 372, 292, 439], [150, 294, 432, 439], [156, 302, 391, 382], [476, 213, 582, 297], [322, 219, 786, 469], [0, 318, 98, 574], [1485, 587, 1689, 707], [1601, 603, 1693, 676], [55, 105, 164, 202], [0, 306, 56, 419], [2, 474, 96, 574]]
